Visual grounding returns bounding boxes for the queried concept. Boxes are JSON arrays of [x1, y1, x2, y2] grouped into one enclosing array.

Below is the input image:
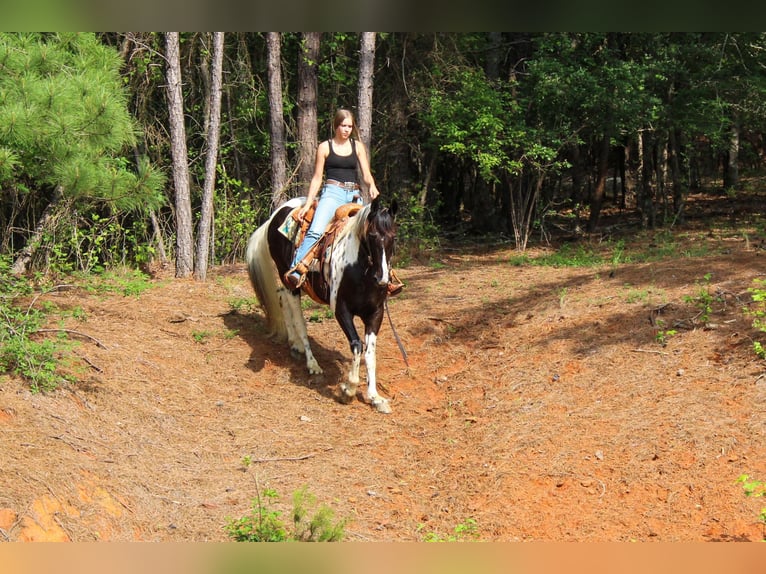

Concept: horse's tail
[[245, 216, 288, 342]]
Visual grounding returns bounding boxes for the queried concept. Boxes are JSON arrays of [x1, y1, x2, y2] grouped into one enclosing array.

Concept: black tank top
[[325, 139, 358, 183]]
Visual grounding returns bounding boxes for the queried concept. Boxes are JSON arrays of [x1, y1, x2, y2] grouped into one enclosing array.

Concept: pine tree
[[0, 32, 165, 273]]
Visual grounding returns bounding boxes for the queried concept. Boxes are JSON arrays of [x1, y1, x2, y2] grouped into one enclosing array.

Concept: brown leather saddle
[[291, 201, 363, 304]]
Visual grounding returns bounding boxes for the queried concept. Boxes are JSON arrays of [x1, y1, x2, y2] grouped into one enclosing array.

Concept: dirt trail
[[1, 233, 765, 541]]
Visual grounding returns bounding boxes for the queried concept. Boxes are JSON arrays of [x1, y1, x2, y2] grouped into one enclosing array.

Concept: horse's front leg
[[363, 329, 391, 414], [334, 307, 362, 404]]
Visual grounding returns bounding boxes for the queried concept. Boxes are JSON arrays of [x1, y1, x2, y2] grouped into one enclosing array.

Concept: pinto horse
[[245, 196, 398, 414]]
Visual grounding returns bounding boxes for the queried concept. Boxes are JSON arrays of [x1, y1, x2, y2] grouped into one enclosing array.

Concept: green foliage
[[84, 267, 154, 297], [291, 486, 347, 542], [736, 474, 766, 539], [41, 212, 159, 274], [212, 179, 268, 264], [0, 257, 74, 393], [226, 487, 289, 542], [228, 296, 259, 314], [531, 244, 605, 268], [0, 33, 165, 273], [654, 323, 677, 347], [393, 194, 441, 259], [422, 65, 517, 182], [746, 279, 766, 360], [0, 33, 164, 209], [192, 330, 212, 344], [226, 457, 347, 542], [683, 273, 718, 324], [418, 518, 479, 542]]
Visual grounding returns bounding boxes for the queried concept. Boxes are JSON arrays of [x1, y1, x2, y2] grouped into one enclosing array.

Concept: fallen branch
[[35, 329, 108, 349], [251, 452, 318, 463], [631, 348, 669, 356], [250, 446, 333, 464], [79, 354, 103, 372]]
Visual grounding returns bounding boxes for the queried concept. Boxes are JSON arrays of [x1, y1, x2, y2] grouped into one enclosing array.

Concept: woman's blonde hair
[[332, 108, 359, 140]]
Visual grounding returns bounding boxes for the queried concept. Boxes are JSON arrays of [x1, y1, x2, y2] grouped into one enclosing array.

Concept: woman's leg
[[285, 185, 350, 287]]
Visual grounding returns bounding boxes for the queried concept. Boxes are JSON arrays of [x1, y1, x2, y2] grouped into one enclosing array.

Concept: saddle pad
[[278, 207, 301, 245]]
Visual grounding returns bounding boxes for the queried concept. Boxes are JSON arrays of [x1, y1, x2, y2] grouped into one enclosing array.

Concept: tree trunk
[[638, 129, 656, 229], [194, 32, 224, 282], [296, 33, 321, 194], [724, 115, 740, 190], [11, 185, 64, 275], [587, 131, 611, 232], [357, 32, 375, 149], [266, 32, 288, 210], [149, 210, 168, 266], [165, 32, 194, 278], [668, 127, 684, 221]]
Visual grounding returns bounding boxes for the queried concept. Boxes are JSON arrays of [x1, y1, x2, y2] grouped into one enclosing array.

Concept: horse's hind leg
[[279, 287, 322, 375]]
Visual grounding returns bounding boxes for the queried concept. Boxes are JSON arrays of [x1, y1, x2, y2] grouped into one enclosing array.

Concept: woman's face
[[335, 117, 354, 140]]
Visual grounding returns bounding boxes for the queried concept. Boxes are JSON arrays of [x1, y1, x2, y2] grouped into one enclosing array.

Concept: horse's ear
[[389, 199, 398, 219], [369, 196, 381, 215]]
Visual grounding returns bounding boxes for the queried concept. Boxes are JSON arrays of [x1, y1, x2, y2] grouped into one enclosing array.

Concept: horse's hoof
[[308, 365, 323, 375], [371, 397, 392, 414], [337, 390, 355, 404]]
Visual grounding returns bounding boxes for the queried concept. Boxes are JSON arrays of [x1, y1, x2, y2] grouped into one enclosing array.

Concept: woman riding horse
[[284, 108, 401, 297]]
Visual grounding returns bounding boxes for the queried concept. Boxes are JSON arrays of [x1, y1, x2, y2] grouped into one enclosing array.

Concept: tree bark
[[194, 32, 224, 282], [266, 32, 288, 210], [11, 185, 64, 275], [296, 33, 321, 194], [587, 131, 611, 232], [165, 32, 194, 278], [724, 115, 740, 190], [357, 32, 376, 149]]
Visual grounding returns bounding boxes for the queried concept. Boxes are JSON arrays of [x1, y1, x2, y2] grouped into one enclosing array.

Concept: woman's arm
[[356, 140, 380, 200], [298, 141, 329, 219]]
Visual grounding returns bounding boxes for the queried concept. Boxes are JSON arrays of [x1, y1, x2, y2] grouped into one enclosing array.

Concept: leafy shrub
[[0, 257, 75, 392], [226, 458, 348, 542]]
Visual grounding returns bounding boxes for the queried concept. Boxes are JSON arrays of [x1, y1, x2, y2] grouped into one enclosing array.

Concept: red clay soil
[[1, 225, 766, 542]]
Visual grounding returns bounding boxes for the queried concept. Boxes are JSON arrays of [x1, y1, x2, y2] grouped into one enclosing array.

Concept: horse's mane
[[336, 203, 370, 243], [337, 202, 394, 243]]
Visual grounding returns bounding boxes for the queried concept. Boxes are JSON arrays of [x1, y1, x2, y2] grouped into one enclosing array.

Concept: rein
[[385, 298, 409, 368]]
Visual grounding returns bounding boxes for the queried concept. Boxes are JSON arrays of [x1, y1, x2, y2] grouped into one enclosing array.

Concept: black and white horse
[[245, 196, 398, 413]]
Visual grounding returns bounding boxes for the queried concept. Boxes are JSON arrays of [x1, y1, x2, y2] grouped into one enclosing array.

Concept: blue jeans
[[291, 183, 361, 268]]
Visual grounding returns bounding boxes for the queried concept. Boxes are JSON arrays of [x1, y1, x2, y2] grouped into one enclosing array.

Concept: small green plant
[[291, 486, 347, 542], [85, 267, 154, 297], [654, 318, 678, 347], [624, 288, 649, 304], [532, 244, 604, 268], [228, 296, 259, 314], [308, 308, 334, 323], [736, 474, 766, 540], [0, 261, 77, 393], [683, 273, 718, 324], [226, 457, 347, 542], [418, 518, 480, 542], [610, 239, 627, 267], [192, 330, 213, 344], [226, 486, 288, 542], [652, 317, 677, 347], [746, 279, 766, 360]]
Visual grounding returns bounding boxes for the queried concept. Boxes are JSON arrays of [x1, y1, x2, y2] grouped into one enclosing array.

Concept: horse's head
[[363, 198, 398, 287]]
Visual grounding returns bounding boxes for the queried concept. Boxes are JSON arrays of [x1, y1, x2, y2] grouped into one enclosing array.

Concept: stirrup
[[284, 267, 306, 290]]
